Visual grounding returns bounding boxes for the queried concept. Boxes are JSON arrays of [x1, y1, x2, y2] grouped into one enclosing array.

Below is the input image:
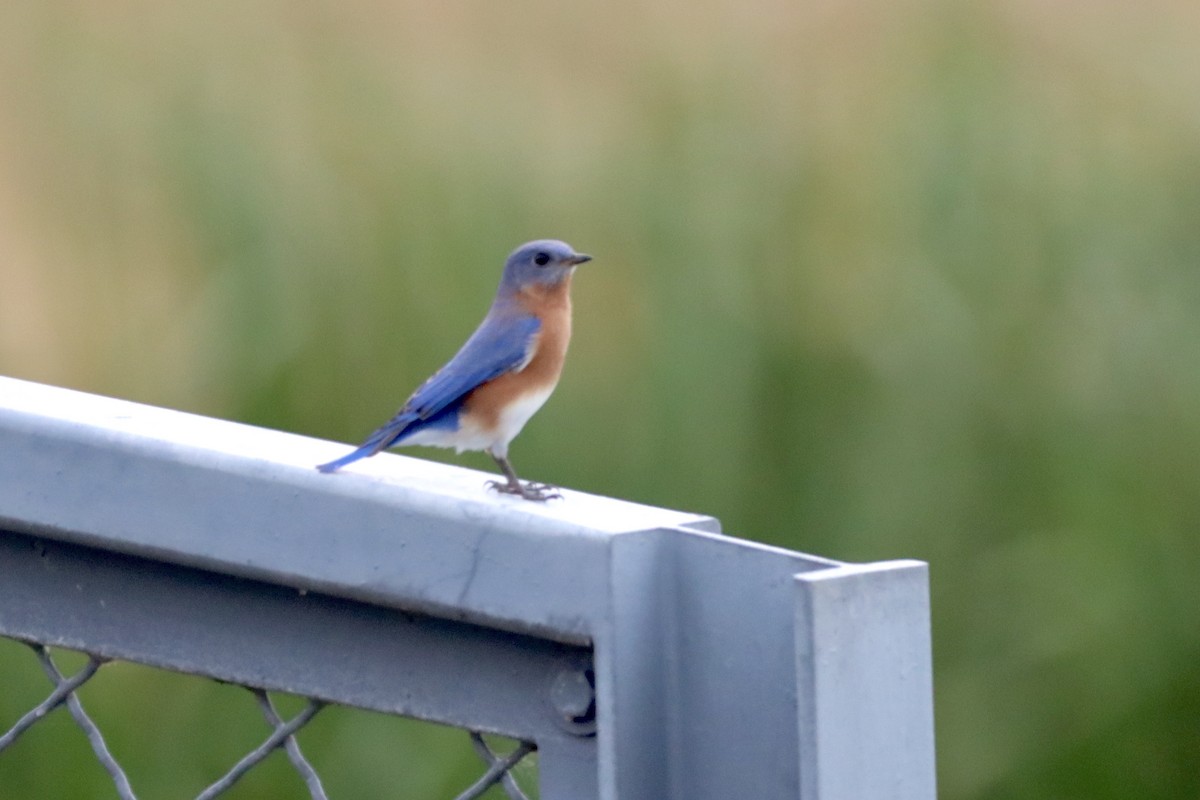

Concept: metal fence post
[[796, 561, 938, 800]]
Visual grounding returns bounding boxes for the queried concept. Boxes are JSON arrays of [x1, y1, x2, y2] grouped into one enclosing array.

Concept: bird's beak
[[568, 253, 593, 266]]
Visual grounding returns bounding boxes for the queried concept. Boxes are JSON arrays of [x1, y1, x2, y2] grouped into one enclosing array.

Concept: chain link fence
[[0, 639, 546, 799]]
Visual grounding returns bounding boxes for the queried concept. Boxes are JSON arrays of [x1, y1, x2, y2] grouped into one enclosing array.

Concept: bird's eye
[[533, 252, 551, 267]]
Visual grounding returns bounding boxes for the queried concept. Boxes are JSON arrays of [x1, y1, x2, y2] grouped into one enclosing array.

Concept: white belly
[[399, 384, 556, 456], [492, 385, 555, 446]]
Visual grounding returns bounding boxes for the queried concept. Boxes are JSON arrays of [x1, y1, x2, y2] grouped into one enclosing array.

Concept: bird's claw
[[486, 479, 562, 502], [523, 481, 562, 500]]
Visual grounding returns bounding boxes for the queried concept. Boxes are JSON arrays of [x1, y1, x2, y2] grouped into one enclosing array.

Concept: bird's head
[[500, 240, 592, 292]]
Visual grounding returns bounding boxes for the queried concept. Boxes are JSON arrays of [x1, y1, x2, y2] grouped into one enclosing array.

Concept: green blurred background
[[2, 0, 1199, 797]]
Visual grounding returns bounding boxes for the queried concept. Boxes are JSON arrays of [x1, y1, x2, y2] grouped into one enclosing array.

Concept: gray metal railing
[[0, 375, 936, 799]]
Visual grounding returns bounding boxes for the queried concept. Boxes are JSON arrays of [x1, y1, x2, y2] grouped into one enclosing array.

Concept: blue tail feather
[[316, 445, 377, 473], [316, 411, 419, 473]]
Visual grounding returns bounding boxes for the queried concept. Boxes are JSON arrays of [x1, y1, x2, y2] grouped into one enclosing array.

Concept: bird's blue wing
[[404, 311, 541, 420], [316, 311, 540, 472]]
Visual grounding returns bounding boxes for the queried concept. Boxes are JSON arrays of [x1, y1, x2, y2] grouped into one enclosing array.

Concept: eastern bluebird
[[317, 239, 592, 501]]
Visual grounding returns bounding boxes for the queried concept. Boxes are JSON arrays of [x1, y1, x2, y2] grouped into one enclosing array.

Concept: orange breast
[[463, 276, 573, 432]]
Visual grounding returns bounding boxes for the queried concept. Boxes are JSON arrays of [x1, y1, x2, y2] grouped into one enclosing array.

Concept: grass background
[[2, 0, 1199, 797]]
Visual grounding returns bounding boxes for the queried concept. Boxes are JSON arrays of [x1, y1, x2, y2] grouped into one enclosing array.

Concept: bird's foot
[[486, 479, 562, 502]]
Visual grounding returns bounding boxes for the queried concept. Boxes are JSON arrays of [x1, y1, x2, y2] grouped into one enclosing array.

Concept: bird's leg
[[487, 454, 524, 494], [487, 454, 561, 501]]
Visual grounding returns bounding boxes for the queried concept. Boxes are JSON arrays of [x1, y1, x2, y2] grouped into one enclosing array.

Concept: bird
[[316, 239, 592, 501]]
